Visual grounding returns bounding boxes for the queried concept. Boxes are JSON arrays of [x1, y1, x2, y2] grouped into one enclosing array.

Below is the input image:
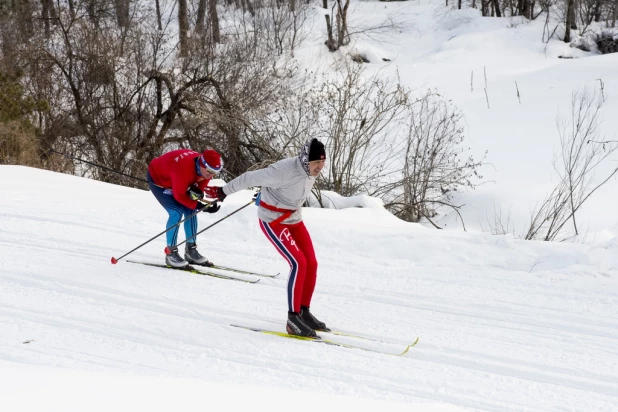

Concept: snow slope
[[1, 166, 617, 411], [296, 0, 618, 241]]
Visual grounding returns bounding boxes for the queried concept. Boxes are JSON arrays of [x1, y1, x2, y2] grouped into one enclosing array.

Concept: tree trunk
[[155, 0, 162, 30], [521, 0, 530, 18], [68, 0, 75, 18], [86, 0, 100, 26], [492, 0, 502, 16], [196, 0, 207, 34], [209, 0, 221, 43], [244, 0, 255, 16], [41, 0, 51, 37], [323, 0, 336, 51], [481, 0, 488, 16], [17, 0, 34, 42], [336, 0, 350, 47], [593, 0, 601, 22], [114, 0, 130, 28], [178, 0, 189, 56], [613, 0, 618, 27], [564, 0, 575, 42]]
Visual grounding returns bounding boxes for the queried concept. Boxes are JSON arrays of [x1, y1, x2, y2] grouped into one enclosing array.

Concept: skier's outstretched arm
[[222, 165, 285, 197]]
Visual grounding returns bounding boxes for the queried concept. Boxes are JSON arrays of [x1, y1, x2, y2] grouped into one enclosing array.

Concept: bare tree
[[521, 0, 531, 18], [384, 91, 484, 225], [1, 0, 313, 185], [493, 0, 503, 16], [155, 0, 162, 30], [564, 0, 579, 42], [209, 0, 221, 43], [41, 0, 58, 38], [250, 0, 311, 56], [323, 0, 337, 51], [310, 64, 407, 196], [243, 0, 256, 16], [336, 0, 351, 48], [321, 0, 351, 51], [525, 88, 618, 241], [114, 0, 130, 29], [178, 0, 189, 56], [196, 0, 208, 34]]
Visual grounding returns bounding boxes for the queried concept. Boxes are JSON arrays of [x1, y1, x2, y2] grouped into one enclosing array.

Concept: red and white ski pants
[[259, 220, 317, 313]]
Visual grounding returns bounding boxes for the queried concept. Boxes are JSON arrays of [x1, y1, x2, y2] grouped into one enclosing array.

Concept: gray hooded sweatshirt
[[222, 141, 316, 225]]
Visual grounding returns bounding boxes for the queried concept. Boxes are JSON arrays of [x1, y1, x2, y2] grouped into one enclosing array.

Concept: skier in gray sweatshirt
[[217, 139, 328, 337]]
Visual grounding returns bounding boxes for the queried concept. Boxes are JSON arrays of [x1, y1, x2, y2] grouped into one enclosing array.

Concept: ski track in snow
[[4, 0, 618, 407], [1, 168, 618, 411]]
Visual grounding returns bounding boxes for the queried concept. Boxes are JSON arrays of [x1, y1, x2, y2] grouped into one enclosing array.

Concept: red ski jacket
[[148, 149, 211, 209]]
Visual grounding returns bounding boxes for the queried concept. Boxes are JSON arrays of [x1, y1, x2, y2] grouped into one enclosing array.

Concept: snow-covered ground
[[3, 1, 618, 411], [1, 166, 617, 411]]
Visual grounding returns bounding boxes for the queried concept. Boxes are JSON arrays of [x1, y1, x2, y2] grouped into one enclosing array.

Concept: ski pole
[[164, 200, 254, 254], [111, 201, 212, 264], [46, 148, 149, 184]]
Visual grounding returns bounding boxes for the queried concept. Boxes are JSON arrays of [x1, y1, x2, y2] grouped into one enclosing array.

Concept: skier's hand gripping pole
[[163, 200, 254, 255]]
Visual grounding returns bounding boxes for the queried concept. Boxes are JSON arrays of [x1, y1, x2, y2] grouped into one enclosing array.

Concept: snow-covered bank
[[1, 166, 617, 411]]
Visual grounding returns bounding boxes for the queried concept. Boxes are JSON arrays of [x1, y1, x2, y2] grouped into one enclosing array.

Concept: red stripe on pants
[[259, 220, 318, 313]]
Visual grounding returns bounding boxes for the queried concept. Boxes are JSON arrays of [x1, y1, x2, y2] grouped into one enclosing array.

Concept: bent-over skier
[[147, 149, 222, 268]]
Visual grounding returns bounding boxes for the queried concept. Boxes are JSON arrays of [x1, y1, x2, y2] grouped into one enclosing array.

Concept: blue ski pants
[[147, 172, 197, 247]]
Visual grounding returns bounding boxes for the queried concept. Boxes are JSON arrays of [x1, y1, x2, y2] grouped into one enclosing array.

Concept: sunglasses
[[198, 156, 221, 176]]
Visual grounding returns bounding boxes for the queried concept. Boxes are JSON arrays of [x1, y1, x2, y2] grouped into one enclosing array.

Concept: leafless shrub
[[482, 202, 516, 235], [525, 88, 618, 241], [180, 13, 300, 178], [0, 121, 71, 172], [382, 91, 485, 225], [249, 0, 313, 56], [0, 121, 41, 166], [310, 63, 408, 196], [595, 29, 618, 53], [0, 0, 310, 184]]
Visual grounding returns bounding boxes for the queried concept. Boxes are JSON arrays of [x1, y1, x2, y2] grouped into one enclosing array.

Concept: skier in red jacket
[[147, 149, 222, 268]]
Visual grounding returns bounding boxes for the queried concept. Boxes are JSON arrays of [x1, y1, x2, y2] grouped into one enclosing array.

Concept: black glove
[[204, 201, 220, 214], [217, 186, 227, 202], [187, 184, 204, 201]]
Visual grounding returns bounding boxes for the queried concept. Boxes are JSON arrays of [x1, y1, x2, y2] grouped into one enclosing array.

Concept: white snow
[[3, 1, 618, 410], [1, 166, 617, 411], [296, 0, 618, 241]]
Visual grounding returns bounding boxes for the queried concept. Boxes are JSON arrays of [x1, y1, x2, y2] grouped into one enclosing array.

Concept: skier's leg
[[288, 222, 317, 308], [147, 173, 184, 247], [259, 220, 307, 313], [147, 173, 189, 267], [289, 222, 329, 331], [259, 219, 317, 337], [183, 207, 210, 265], [182, 205, 198, 243]]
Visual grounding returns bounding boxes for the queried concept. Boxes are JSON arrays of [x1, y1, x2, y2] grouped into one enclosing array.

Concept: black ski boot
[[184, 242, 213, 266], [286, 312, 317, 338], [165, 247, 189, 268], [300, 306, 331, 332]]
